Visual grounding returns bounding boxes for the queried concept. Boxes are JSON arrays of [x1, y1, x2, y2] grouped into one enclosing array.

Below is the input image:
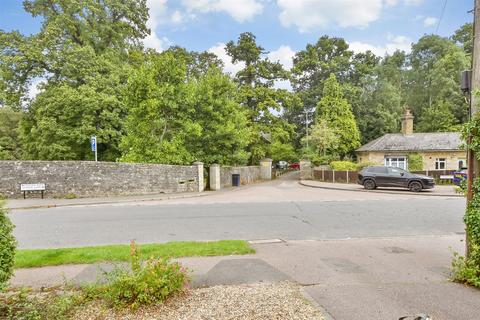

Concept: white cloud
[[181, 0, 263, 22], [146, 0, 167, 30], [423, 16, 438, 27], [171, 10, 183, 24], [267, 45, 296, 70], [208, 43, 245, 75], [143, 0, 170, 51], [277, 0, 384, 32], [349, 35, 412, 56], [404, 0, 424, 5]]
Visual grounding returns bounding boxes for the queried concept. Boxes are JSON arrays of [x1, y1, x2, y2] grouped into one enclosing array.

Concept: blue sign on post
[[91, 136, 97, 152], [91, 136, 97, 161]]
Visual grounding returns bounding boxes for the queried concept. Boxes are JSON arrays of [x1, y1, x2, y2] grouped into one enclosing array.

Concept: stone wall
[[220, 166, 262, 188], [0, 161, 202, 198]]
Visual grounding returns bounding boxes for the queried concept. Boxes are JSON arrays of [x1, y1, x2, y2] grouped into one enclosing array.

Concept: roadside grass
[[14, 240, 255, 269]]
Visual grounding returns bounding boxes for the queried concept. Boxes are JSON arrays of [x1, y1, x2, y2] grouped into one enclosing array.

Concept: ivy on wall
[[453, 113, 480, 287]]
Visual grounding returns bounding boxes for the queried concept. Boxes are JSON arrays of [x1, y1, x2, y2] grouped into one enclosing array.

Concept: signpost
[[91, 136, 97, 162], [20, 183, 46, 199]]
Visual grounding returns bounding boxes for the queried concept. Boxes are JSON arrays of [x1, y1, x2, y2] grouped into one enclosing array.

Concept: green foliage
[[407, 153, 423, 171], [330, 161, 357, 171], [2, 0, 148, 159], [316, 74, 361, 157], [268, 141, 297, 163], [0, 202, 17, 291], [97, 241, 189, 308], [225, 32, 296, 164], [462, 113, 480, 157], [0, 107, 23, 160], [15, 240, 254, 269], [452, 245, 480, 288], [356, 162, 377, 170], [0, 288, 85, 320], [302, 119, 338, 157], [300, 146, 335, 165], [452, 115, 480, 287], [451, 23, 473, 57], [185, 68, 251, 165], [21, 78, 126, 161], [120, 53, 250, 165]]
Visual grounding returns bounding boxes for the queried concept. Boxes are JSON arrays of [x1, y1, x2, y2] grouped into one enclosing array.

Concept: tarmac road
[[10, 178, 465, 249]]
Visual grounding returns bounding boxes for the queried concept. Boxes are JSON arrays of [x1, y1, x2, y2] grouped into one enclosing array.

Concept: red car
[[289, 162, 300, 170]]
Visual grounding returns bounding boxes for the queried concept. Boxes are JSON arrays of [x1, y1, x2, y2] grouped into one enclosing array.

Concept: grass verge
[[15, 240, 255, 269]]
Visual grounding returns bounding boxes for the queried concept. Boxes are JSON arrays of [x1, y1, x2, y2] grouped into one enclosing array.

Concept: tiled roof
[[356, 132, 463, 152]]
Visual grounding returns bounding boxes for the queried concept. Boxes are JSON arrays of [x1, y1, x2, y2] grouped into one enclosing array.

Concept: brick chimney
[[401, 108, 414, 135]]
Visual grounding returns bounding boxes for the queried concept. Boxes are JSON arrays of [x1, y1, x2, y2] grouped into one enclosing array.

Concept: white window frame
[[384, 156, 407, 170], [435, 158, 446, 170]]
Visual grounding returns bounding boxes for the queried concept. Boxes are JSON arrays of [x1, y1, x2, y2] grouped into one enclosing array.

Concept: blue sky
[[0, 0, 473, 73]]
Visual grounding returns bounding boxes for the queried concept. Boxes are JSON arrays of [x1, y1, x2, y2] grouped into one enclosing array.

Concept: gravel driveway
[[75, 282, 324, 320]]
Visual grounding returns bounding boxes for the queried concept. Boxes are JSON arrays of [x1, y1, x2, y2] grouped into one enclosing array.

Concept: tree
[[316, 74, 361, 157], [416, 101, 457, 132], [452, 23, 473, 58], [120, 53, 193, 164], [185, 68, 251, 165], [0, 107, 22, 160], [1, 0, 149, 160], [292, 36, 354, 111], [0, 0, 149, 108], [355, 76, 403, 143], [120, 52, 251, 165], [406, 35, 469, 126], [164, 46, 224, 80], [225, 32, 296, 163], [21, 80, 126, 160], [302, 119, 338, 156]]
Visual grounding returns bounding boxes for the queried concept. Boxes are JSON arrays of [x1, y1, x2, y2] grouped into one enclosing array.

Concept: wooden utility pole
[[471, 0, 480, 195], [472, 0, 480, 114]]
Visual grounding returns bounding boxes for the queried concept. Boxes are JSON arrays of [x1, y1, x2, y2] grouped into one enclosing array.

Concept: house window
[[435, 158, 446, 170], [458, 159, 466, 170], [385, 156, 407, 170]]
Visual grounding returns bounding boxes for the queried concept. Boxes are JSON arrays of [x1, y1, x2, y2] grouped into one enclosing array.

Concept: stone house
[[356, 109, 465, 171]]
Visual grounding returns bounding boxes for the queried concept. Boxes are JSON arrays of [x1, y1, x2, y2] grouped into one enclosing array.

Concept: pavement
[[11, 235, 480, 320], [5, 191, 210, 210], [300, 179, 461, 197]]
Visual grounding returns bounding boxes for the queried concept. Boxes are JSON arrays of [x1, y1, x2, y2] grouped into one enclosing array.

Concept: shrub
[[330, 161, 356, 171], [408, 153, 423, 171], [452, 177, 480, 287], [452, 244, 480, 288], [0, 201, 16, 291], [100, 241, 189, 308], [355, 161, 376, 171], [0, 288, 83, 320]]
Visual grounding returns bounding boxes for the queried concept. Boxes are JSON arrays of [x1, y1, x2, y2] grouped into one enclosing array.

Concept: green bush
[[330, 161, 356, 171], [99, 241, 189, 308], [452, 244, 480, 288], [408, 153, 423, 171], [355, 161, 377, 171], [0, 288, 83, 320], [0, 201, 16, 291], [452, 177, 480, 287]]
